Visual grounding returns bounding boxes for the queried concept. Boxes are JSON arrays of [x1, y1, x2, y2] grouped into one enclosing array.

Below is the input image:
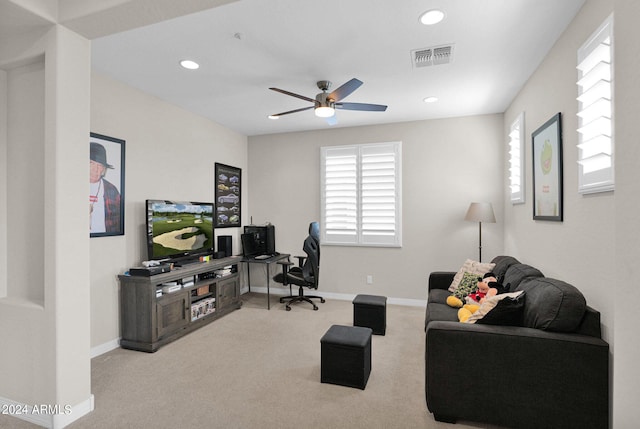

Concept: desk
[[242, 253, 290, 309]]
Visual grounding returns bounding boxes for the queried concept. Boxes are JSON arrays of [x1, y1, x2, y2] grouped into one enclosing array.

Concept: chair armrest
[[276, 260, 294, 285], [294, 255, 306, 267], [425, 321, 609, 428], [428, 271, 455, 291]]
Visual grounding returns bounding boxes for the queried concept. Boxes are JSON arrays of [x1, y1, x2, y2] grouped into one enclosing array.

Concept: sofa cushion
[[490, 256, 520, 283], [428, 288, 451, 304], [425, 302, 459, 329], [448, 259, 495, 292], [503, 263, 543, 290], [464, 291, 525, 325], [516, 277, 586, 332]]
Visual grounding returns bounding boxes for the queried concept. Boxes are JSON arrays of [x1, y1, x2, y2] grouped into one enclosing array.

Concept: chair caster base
[[280, 292, 324, 311]]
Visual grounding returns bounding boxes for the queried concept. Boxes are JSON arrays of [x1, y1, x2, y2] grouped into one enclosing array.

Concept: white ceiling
[[91, 0, 586, 137]]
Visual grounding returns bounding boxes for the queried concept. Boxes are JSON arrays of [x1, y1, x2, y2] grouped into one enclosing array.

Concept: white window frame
[[508, 112, 525, 204], [320, 142, 402, 247], [576, 14, 614, 194]]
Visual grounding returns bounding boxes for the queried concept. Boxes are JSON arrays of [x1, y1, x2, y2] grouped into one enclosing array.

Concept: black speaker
[[217, 235, 232, 257]]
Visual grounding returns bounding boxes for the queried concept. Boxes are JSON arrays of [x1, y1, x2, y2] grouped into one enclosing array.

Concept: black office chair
[[274, 222, 325, 311]]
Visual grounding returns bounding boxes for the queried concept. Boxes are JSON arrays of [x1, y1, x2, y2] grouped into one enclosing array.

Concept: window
[[321, 142, 402, 247], [508, 112, 525, 204], [576, 14, 614, 194]]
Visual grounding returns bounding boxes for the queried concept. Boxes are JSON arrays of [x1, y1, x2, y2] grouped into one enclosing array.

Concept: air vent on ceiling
[[411, 44, 454, 68]]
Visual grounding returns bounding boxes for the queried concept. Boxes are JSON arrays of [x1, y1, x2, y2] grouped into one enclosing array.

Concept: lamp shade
[[464, 202, 496, 223]]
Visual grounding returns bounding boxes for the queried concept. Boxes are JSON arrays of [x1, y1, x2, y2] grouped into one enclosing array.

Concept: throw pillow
[[463, 291, 525, 325], [448, 259, 496, 292], [453, 272, 481, 300]]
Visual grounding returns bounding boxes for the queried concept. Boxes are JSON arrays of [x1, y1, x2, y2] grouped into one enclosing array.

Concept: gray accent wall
[[248, 115, 505, 299]]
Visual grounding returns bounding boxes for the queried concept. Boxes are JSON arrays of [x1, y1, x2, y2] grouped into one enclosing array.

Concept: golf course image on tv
[[146, 200, 214, 260]]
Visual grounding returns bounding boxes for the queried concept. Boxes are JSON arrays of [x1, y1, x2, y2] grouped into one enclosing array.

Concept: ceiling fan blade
[[269, 87, 316, 103], [269, 106, 314, 117], [328, 78, 363, 102], [336, 102, 387, 112]]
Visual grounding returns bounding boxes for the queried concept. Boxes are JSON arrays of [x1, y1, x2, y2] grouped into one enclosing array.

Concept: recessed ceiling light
[[423, 96, 439, 103], [420, 9, 445, 25], [179, 60, 199, 70]]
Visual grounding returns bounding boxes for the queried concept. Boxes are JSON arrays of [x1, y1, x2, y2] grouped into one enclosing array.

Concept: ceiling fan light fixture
[[420, 9, 445, 25], [179, 59, 199, 70], [315, 106, 335, 118]]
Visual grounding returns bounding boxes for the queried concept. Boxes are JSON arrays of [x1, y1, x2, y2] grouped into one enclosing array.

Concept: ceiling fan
[[268, 78, 387, 124]]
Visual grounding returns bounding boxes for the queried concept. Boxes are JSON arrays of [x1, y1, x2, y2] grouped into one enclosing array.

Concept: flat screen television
[[146, 199, 214, 263]]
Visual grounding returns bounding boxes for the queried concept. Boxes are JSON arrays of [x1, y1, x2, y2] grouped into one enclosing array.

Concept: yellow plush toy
[[457, 304, 480, 323], [446, 295, 464, 308]]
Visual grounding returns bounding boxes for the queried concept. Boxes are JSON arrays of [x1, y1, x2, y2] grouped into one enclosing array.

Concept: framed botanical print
[[90, 133, 125, 237], [215, 163, 241, 227], [532, 113, 563, 221]]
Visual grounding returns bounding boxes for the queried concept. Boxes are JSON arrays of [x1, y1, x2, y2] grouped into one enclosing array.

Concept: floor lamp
[[464, 202, 496, 262]]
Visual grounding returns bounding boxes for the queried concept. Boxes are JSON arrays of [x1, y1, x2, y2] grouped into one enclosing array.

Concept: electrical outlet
[[366, 275, 373, 284]]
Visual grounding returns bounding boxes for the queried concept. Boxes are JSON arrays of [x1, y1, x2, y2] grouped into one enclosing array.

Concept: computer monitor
[[241, 233, 259, 258]]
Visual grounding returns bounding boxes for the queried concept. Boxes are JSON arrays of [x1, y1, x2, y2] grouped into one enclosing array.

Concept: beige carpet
[[1, 293, 500, 429]]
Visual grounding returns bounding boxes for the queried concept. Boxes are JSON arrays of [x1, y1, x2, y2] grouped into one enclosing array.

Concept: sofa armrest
[[425, 321, 609, 428], [428, 271, 455, 291]]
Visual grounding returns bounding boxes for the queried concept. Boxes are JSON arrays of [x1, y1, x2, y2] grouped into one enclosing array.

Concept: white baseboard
[[52, 395, 94, 429], [90, 338, 120, 359], [387, 297, 427, 307], [0, 394, 94, 429], [243, 288, 427, 308]]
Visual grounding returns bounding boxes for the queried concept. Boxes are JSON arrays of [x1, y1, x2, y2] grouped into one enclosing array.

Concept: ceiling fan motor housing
[[315, 92, 334, 108]]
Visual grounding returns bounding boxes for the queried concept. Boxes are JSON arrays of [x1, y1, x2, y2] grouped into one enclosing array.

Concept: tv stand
[[118, 256, 242, 352]]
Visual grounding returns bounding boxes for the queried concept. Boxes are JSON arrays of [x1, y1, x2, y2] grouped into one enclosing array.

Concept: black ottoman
[[320, 325, 372, 390], [353, 294, 387, 335]]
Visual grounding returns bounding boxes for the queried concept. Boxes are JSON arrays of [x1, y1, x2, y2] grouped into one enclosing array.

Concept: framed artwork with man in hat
[[90, 132, 125, 237]]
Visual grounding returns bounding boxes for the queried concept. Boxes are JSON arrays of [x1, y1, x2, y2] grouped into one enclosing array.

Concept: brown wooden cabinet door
[[156, 291, 189, 338], [217, 276, 239, 310]]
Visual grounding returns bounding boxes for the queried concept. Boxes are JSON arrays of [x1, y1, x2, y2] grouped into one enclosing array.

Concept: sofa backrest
[[516, 277, 587, 332], [490, 256, 520, 282], [503, 263, 543, 290], [575, 306, 603, 337]]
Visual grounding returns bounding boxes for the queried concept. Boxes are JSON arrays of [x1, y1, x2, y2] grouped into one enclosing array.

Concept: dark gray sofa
[[425, 256, 609, 429]]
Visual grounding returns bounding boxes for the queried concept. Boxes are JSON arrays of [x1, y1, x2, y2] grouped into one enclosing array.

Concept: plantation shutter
[[576, 14, 614, 194], [360, 143, 401, 246], [321, 142, 402, 247], [508, 112, 525, 204], [322, 146, 358, 244]]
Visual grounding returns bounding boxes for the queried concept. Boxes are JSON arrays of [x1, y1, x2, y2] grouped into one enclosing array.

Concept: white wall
[[0, 22, 93, 428], [503, 0, 640, 425], [248, 114, 505, 301], [0, 67, 6, 298], [1, 34, 49, 408], [613, 1, 640, 427], [5, 58, 45, 302], [503, 0, 614, 339], [90, 72, 248, 349]]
